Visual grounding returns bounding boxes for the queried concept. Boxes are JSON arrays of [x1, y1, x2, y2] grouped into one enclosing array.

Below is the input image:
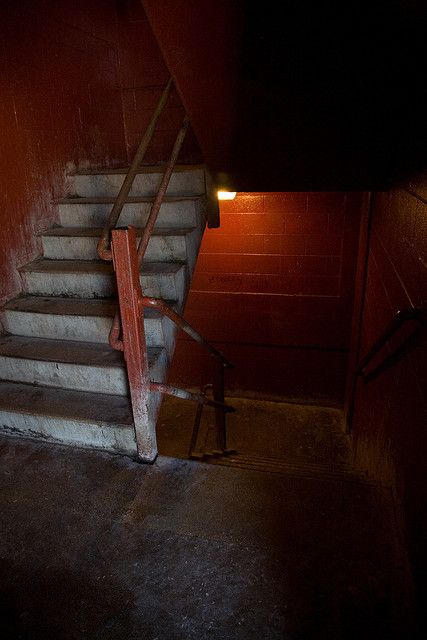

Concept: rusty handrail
[[137, 115, 190, 265], [111, 226, 234, 462], [108, 113, 191, 351], [149, 382, 234, 413], [141, 296, 232, 367], [103, 87, 232, 462], [97, 78, 173, 261], [357, 307, 424, 377]]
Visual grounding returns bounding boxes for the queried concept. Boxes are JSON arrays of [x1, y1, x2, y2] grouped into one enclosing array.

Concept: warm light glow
[[217, 190, 237, 201]]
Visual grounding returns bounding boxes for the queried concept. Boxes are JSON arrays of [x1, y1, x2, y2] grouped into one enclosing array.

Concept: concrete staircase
[[0, 165, 207, 456]]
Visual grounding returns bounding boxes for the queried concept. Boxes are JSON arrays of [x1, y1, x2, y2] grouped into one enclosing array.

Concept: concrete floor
[[0, 409, 413, 640], [157, 396, 350, 465]]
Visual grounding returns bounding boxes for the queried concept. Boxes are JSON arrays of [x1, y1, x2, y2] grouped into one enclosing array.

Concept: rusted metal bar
[[105, 111, 190, 350], [98, 78, 173, 261], [108, 311, 123, 352], [141, 296, 232, 367], [212, 361, 227, 453], [188, 385, 212, 458], [111, 227, 157, 463], [357, 307, 424, 376], [150, 382, 235, 412], [136, 115, 190, 265]]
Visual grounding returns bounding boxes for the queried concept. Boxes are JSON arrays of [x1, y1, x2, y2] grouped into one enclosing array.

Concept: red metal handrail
[[107, 112, 190, 351], [111, 227, 234, 462], [98, 82, 233, 462], [357, 307, 424, 378], [97, 78, 173, 261], [140, 296, 231, 368]]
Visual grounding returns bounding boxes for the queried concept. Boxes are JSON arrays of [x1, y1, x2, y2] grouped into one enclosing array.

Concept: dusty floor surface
[[157, 396, 350, 464], [0, 423, 412, 639]]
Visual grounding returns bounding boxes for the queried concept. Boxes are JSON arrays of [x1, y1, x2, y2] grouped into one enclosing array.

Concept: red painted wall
[[0, 0, 127, 306], [117, 0, 201, 164], [142, 0, 242, 179], [350, 184, 427, 616], [170, 191, 364, 403], [0, 0, 198, 307]]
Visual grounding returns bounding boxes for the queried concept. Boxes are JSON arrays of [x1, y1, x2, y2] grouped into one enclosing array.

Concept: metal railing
[[97, 78, 173, 261], [357, 307, 424, 380], [98, 78, 233, 462]]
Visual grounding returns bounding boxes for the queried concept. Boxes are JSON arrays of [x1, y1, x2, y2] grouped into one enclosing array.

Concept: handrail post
[[212, 362, 227, 453], [111, 226, 157, 463]]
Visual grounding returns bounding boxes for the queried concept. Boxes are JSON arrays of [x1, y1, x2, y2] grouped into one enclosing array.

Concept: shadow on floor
[[0, 429, 414, 639], [157, 395, 350, 464]]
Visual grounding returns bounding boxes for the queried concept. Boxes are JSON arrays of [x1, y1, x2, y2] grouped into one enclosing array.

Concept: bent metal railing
[[98, 78, 233, 463], [357, 307, 424, 380]]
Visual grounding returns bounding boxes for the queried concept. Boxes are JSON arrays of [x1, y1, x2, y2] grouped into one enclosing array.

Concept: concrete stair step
[[0, 335, 166, 396], [41, 226, 195, 261], [205, 453, 372, 484], [3, 295, 177, 348], [0, 380, 136, 454], [68, 164, 205, 198], [58, 196, 201, 228], [20, 259, 187, 300]]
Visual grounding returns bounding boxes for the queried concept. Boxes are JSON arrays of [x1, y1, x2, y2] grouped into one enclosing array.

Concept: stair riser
[[3, 310, 166, 347], [0, 350, 167, 396], [0, 356, 129, 395], [59, 201, 198, 228], [42, 235, 188, 261], [23, 268, 186, 300], [69, 171, 205, 198], [0, 412, 137, 454]]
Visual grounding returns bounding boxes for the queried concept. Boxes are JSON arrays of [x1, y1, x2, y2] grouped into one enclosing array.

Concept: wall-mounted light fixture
[[217, 190, 237, 200]]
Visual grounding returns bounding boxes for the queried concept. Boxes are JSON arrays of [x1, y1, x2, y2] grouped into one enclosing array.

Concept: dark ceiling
[[230, 0, 427, 190]]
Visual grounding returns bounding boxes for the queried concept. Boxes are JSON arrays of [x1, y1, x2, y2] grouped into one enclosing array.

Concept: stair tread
[[211, 453, 364, 475], [206, 455, 371, 482], [72, 163, 204, 176], [20, 258, 185, 275], [41, 226, 194, 238], [0, 335, 163, 368], [225, 452, 360, 474], [0, 380, 134, 426], [4, 295, 175, 318], [59, 195, 201, 204]]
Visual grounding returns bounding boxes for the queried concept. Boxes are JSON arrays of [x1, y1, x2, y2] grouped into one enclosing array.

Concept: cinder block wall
[[170, 191, 364, 403], [0, 0, 199, 306], [351, 184, 427, 615]]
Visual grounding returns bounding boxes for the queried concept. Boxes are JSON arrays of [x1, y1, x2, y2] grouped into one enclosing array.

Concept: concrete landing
[[0, 436, 411, 639]]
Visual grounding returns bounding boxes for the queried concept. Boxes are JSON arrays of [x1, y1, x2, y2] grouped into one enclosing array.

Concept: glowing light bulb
[[217, 190, 237, 201]]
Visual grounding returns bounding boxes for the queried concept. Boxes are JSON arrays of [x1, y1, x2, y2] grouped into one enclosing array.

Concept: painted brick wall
[[0, 0, 198, 307], [170, 191, 364, 403], [351, 185, 427, 615], [0, 0, 127, 306], [117, 0, 202, 164]]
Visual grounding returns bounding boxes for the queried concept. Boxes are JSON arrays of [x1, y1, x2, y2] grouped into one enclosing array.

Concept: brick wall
[[117, 0, 202, 164], [351, 185, 427, 616], [170, 191, 364, 403], [0, 0, 126, 305], [0, 0, 198, 306]]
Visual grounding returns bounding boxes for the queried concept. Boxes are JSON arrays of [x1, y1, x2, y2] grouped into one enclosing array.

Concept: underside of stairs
[[0, 165, 208, 458]]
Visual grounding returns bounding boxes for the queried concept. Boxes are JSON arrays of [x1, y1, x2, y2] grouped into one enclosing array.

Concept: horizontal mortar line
[[179, 339, 349, 353], [196, 271, 340, 277], [119, 84, 172, 91], [190, 289, 341, 299], [199, 253, 342, 258]]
